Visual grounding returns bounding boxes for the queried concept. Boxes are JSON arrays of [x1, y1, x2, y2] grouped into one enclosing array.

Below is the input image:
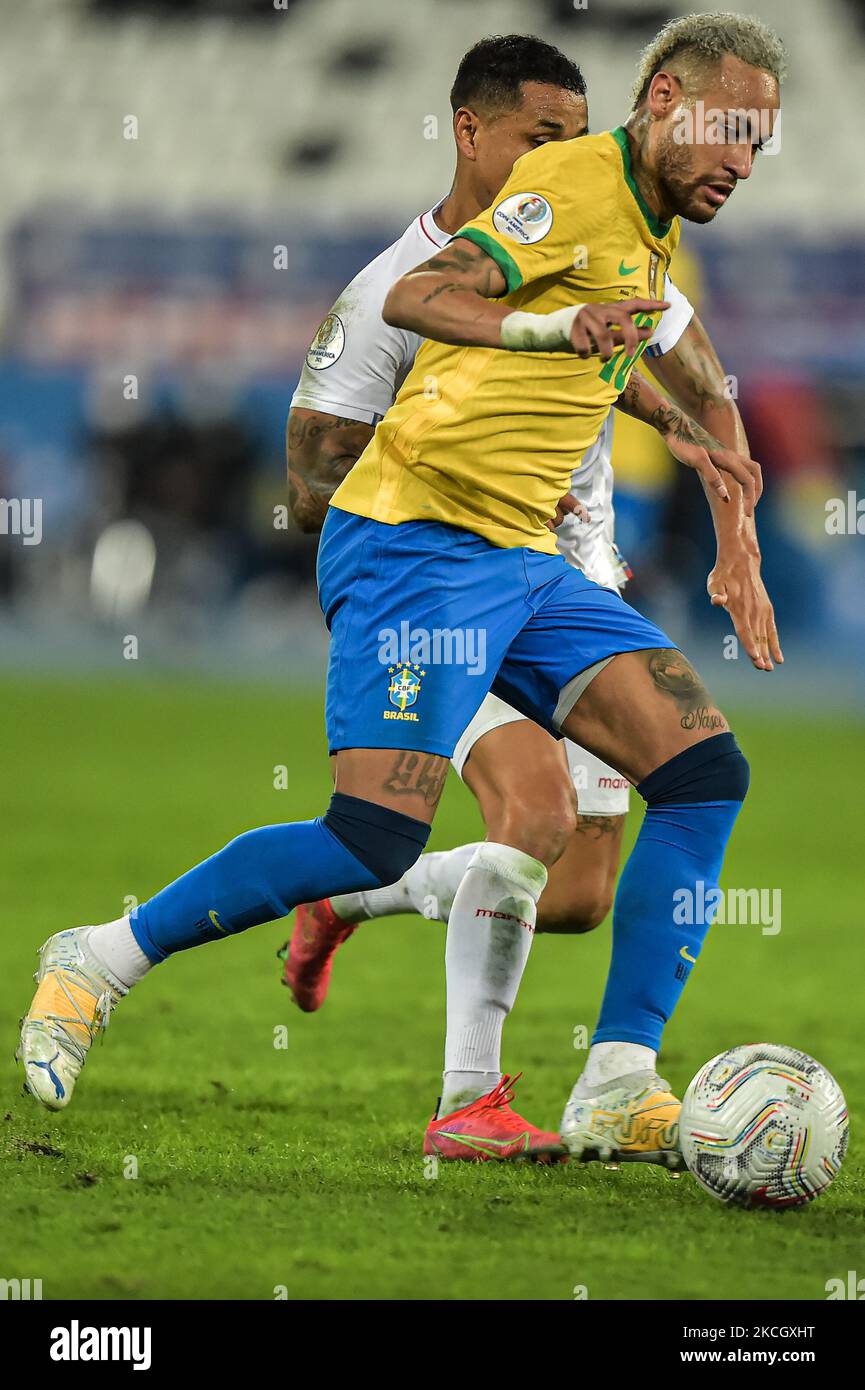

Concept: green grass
[[1, 675, 862, 1300]]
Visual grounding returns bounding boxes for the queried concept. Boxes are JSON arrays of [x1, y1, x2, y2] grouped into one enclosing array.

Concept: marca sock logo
[[474, 907, 534, 933], [50, 1321, 152, 1371]]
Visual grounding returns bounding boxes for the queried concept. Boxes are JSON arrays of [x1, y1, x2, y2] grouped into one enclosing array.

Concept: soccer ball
[[679, 1043, 848, 1208]]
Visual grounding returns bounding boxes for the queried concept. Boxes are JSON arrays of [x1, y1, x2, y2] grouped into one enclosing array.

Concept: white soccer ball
[[679, 1043, 848, 1208]]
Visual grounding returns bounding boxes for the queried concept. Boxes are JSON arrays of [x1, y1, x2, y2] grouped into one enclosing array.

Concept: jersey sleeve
[[645, 274, 694, 357], [290, 252, 418, 425], [453, 140, 618, 295]]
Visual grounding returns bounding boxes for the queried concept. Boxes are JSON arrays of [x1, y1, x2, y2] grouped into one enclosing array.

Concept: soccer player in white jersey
[[280, 35, 780, 1157]]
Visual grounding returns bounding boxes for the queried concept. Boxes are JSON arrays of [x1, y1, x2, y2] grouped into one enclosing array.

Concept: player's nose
[[723, 144, 753, 180]]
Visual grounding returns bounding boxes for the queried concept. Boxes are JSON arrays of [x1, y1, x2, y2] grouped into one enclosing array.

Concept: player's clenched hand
[[546, 493, 590, 531], [569, 299, 669, 361], [661, 412, 763, 516], [707, 552, 783, 672]]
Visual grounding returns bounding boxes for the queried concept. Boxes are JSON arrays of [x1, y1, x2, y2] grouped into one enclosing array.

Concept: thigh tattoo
[[574, 814, 623, 840], [646, 649, 728, 733], [382, 752, 449, 807]]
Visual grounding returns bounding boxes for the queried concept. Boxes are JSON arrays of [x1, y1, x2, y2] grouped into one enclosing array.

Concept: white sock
[[578, 1041, 658, 1096], [440, 842, 547, 1115], [331, 843, 482, 924], [86, 918, 154, 990]]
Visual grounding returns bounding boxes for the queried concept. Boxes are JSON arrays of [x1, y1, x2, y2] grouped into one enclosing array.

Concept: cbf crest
[[384, 661, 425, 723]]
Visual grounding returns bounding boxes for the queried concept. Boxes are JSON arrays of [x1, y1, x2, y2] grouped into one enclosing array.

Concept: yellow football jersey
[[331, 127, 680, 553]]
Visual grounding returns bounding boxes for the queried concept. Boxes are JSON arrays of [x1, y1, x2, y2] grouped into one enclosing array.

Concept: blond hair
[[631, 11, 786, 108]]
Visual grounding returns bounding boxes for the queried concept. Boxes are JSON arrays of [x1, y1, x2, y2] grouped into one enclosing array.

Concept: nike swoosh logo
[[209, 909, 229, 934], [679, 945, 697, 963], [618, 259, 640, 275], [437, 1130, 531, 1155]]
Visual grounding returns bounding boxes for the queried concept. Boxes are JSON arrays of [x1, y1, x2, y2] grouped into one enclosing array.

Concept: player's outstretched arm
[[617, 369, 767, 517], [616, 370, 761, 511], [383, 238, 666, 361], [643, 314, 782, 671], [286, 408, 374, 534]]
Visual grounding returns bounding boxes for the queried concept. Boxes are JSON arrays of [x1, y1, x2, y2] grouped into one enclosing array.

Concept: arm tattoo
[[421, 281, 463, 305], [653, 404, 724, 452], [620, 372, 642, 415], [621, 379, 727, 454], [287, 413, 354, 451], [670, 325, 726, 410], [647, 402, 681, 434], [425, 241, 490, 276], [416, 240, 500, 300], [287, 411, 373, 534], [677, 417, 721, 451], [425, 245, 482, 274], [382, 752, 448, 808], [656, 316, 730, 416], [646, 649, 729, 733]]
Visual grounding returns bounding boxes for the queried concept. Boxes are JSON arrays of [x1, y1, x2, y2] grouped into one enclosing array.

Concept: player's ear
[[453, 107, 480, 160], [646, 69, 681, 119]]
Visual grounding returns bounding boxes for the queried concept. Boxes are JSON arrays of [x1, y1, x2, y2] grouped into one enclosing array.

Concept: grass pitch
[[1, 675, 862, 1301]]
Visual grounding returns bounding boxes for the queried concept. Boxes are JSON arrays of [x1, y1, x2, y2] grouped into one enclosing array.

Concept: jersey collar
[[419, 200, 452, 250], [611, 126, 673, 240]]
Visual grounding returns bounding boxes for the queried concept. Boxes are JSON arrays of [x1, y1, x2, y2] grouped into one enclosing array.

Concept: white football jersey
[[292, 205, 450, 424], [291, 201, 694, 589]]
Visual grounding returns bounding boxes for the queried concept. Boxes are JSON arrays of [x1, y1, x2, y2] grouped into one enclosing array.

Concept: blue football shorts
[[317, 507, 675, 757]]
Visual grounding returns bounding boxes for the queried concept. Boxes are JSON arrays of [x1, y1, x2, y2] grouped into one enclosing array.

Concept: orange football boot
[[424, 1074, 565, 1163], [278, 899, 356, 1012]]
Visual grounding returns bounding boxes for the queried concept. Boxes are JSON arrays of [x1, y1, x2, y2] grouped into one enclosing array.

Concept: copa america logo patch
[[492, 192, 553, 244], [306, 313, 345, 370]]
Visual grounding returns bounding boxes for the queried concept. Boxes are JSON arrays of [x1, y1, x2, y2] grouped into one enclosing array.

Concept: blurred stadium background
[[1, 0, 864, 707]]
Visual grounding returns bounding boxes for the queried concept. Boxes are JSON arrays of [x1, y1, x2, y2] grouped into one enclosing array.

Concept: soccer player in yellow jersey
[[333, 153, 676, 552], [19, 13, 785, 1169], [327, 14, 782, 1161]]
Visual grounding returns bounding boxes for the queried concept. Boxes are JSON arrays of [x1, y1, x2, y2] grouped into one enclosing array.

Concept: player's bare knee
[[537, 877, 613, 934], [537, 901, 607, 935], [575, 883, 614, 933], [494, 788, 577, 866]]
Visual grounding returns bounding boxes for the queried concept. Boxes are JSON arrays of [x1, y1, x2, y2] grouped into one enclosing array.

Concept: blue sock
[[593, 733, 750, 1051], [129, 795, 430, 963]]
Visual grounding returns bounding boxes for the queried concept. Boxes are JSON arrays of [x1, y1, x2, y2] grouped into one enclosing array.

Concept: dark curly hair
[[450, 34, 586, 114]]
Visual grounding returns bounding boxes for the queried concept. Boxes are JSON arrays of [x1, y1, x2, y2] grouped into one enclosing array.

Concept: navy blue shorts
[[317, 508, 674, 757]]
